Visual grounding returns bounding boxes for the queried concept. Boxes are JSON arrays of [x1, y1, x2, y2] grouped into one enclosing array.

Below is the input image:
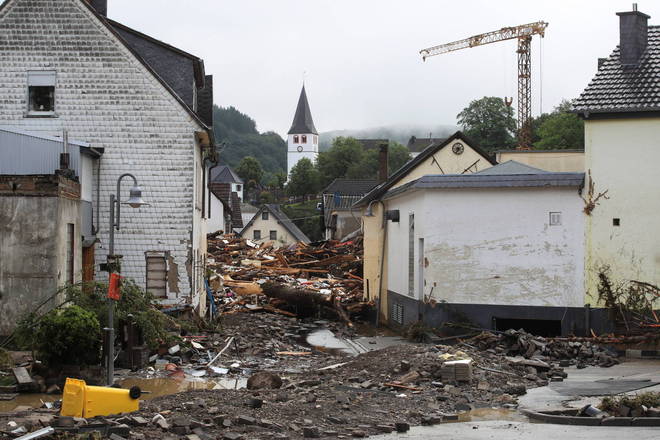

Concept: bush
[[33, 305, 101, 366], [66, 279, 174, 350]]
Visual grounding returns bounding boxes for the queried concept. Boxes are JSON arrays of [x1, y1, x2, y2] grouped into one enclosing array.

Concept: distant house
[[373, 160, 588, 335], [208, 165, 244, 234], [573, 5, 660, 295], [240, 204, 310, 247], [0, 0, 216, 317], [407, 136, 446, 158], [322, 179, 379, 240]]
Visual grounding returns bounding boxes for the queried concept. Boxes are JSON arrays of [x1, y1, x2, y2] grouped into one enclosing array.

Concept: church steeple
[[288, 85, 318, 135], [286, 84, 319, 176]]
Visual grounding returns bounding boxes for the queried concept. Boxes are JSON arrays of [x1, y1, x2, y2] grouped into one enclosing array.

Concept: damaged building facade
[[358, 6, 659, 336], [573, 7, 660, 298], [0, 0, 216, 326]]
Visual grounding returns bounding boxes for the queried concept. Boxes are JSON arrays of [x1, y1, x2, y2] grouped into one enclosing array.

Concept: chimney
[[616, 4, 650, 67], [87, 0, 107, 17], [378, 143, 389, 184]]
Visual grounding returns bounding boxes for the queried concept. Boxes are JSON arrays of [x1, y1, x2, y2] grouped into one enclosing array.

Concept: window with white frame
[[27, 71, 56, 115]]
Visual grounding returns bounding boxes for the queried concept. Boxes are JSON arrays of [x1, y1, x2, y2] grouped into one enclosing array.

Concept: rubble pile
[[207, 233, 372, 325], [470, 329, 620, 368], [0, 342, 545, 439]]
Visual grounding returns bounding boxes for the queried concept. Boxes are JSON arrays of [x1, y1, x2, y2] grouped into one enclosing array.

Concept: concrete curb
[[521, 409, 660, 427]]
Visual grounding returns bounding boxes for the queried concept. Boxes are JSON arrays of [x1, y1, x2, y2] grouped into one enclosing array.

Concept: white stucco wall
[[584, 117, 660, 299], [208, 193, 225, 234], [386, 187, 585, 307], [0, 0, 206, 305], [287, 133, 318, 176], [240, 213, 300, 248]]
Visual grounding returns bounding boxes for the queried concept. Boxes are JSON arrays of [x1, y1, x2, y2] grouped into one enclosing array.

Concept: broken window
[[146, 253, 168, 298], [27, 71, 56, 114], [253, 230, 261, 240], [66, 223, 74, 284], [270, 230, 277, 240], [262, 211, 269, 220], [408, 213, 415, 297], [549, 212, 562, 226]]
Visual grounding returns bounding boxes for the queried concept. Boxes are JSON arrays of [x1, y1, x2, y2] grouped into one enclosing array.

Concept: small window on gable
[[613, 218, 620, 227], [27, 71, 56, 115], [293, 135, 299, 143], [236, 185, 241, 192], [549, 212, 562, 226], [270, 230, 277, 240], [262, 211, 269, 220], [301, 135, 307, 143], [253, 230, 261, 240]]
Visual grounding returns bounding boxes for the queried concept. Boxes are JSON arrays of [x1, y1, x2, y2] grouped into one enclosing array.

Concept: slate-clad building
[[0, 0, 216, 314]]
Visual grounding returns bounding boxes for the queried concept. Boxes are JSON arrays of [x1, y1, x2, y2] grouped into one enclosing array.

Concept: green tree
[[348, 142, 412, 179], [457, 97, 516, 151], [316, 137, 365, 186], [236, 156, 264, 188], [534, 100, 584, 149], [286, 158, 320, 197]]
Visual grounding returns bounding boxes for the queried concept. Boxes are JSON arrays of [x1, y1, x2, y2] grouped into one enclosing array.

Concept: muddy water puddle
[[0, 376, 248, 412], [119, 376, 247, 399]]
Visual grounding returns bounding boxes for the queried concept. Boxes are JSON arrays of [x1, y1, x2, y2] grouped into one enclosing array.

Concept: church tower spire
[[287, 84, 319, 175]]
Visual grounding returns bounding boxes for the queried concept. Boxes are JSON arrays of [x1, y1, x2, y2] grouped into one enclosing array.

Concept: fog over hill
[[319, 124, 457, 151]]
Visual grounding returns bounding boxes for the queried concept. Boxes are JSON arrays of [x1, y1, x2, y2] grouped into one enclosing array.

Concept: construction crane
[[420, 21, 548, 149]]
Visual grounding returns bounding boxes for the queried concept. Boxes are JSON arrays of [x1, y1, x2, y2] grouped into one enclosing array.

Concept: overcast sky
[[110, 1, 658, 135]]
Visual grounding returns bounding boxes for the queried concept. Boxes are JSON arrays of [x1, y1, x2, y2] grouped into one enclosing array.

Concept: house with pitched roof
[[372, 160, 590, 335], [0, 0, 216, 316], [355, 131, 497, 323], [573, 5, 660, 298], [322, 178, 379, 240], [240, 204, 310, 248]]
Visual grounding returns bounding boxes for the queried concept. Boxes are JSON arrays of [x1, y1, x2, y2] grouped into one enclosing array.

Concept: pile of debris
[[470, 329, 619, 368], [207, 233, 372, 325]]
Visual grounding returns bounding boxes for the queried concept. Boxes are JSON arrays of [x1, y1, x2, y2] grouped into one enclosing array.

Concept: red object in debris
[[107, 273, 122, 300]]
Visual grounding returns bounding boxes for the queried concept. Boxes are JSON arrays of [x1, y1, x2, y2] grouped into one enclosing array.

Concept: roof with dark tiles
[[407, 136, 446, 153], [288, 85, 318, 135], [573, 26, 660, 115], [210, 165, 243, 184]]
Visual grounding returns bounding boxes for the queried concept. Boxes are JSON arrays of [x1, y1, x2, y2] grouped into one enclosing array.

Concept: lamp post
[[106, 173, 147, 386]]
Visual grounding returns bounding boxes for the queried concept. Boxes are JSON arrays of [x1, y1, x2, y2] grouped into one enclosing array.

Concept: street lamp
[[106, 173, 147, 386]]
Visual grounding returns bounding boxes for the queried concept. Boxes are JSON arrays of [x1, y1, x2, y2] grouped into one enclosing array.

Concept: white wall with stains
[[386, 187, 585, 307]]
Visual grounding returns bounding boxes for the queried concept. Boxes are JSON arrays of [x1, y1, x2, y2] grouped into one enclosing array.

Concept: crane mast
[[420, 21, 548, 150]]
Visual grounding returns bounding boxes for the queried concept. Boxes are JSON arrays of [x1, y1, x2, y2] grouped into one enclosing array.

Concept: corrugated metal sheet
[[0, 128, 83, 177]]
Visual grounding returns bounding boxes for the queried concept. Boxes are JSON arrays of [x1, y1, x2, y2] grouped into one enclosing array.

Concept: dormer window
[[301, 135, 307, 144], [293, 135, 299, 143], [27, 70, 56, 116]]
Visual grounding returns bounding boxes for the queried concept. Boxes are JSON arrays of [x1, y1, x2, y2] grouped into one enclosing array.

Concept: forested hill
[[319, 124, 457, 151], [213, 105, 287, 174]]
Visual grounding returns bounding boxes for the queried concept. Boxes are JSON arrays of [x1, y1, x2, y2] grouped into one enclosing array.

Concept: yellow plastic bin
[[61, 378, 141, 418]]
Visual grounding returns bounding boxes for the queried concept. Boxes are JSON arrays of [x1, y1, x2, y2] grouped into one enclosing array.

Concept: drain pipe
[[375, 200, 387, 327]]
